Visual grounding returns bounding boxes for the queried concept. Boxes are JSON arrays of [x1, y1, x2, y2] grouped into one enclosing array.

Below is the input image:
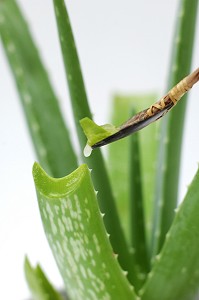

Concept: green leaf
[[129, 130, 149, 285], [140, 168, 199, 300], [33, 162, 137, 300], [107, 94, 159, 242], [24, 257, 64, 300], [80, 117, 119, 147], [53, 0, 136, 284], [0, 0, 77, 177], [151, 0, 199, 257], [53, 0, 91, 147]]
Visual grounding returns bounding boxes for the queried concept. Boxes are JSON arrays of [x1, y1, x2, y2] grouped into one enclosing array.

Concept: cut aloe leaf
[[80, 117, 119, 148], [151, 0, 199, 257], [24, 257, 64, 300], [0, 0, 77, 177], [33, 162, 137, 299], [140, 168, 199, 300]]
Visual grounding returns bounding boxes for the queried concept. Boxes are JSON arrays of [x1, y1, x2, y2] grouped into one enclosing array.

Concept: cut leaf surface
[[33, 162, 137, 300], [141, 168, 199, 300], [80, 117, 119, 147], [24, 257, 64, 300]]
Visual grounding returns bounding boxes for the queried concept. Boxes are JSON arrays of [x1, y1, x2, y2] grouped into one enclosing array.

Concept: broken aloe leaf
[[33, 162, 137, 299], [80, 117, 119, 148]]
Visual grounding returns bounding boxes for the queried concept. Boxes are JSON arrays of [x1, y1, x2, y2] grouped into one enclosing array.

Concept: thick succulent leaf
[[33, 162, 137, 300], [52, 0, 92, 147], [53, 0, 136, 284], [107, 94, 158, 241], [151, 0, 199, 256], [24, 257, 64, 300], [129, 130, 149, 286], [140, 168, 199, 300], [80, 117, 119, 147], [0, 0, 77, 177]]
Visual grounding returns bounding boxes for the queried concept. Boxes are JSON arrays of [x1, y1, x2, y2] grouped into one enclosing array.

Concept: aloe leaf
[[80, 109, 149, 273], [80, 117, 119, 147], [52, 0, 91, 147], [0, 0, 77, 177], [151, 0, 199, 257], [129, 130, 149, 285], [53, 0, 136, 284], [140, 168, 199, 300], [33, 162, 137, 300], [24, 257, 64, 300], [107, 94, 158, 242]]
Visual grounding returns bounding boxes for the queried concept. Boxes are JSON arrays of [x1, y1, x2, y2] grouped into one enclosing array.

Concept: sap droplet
[[83, 143, 92, 157]]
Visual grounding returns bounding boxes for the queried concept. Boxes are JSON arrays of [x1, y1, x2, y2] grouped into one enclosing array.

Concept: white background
[[0, 1, 199, 299]]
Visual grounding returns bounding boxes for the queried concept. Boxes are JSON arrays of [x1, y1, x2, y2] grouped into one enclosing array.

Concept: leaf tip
[[24, 255, 31, 271]]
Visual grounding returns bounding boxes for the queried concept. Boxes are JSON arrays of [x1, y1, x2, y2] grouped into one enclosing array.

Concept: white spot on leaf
[[7, 42, 15, 53]]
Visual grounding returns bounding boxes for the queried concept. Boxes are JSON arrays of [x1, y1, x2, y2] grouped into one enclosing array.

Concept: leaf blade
[[108, 94, 159, 242], [33, 162, 137, 300], [53, 0, 136, 284], [24, 257, 64, 300], [129, 130, 149, 284], [151, 0, 199, 257], [0, 0, 78, 177], [141, 168, 199, 300]]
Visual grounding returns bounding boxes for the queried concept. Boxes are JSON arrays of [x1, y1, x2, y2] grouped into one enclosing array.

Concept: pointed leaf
[[0, 0, 77, 177], [140, 168, 199, 300], [24, 257, 64, 300], [129, 130, 149, 285], [108, 94, 159, 241], [151, 0, 199, 256], [53, 0, 136, 283]]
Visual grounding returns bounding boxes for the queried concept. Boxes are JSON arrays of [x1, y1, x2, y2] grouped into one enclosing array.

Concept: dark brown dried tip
[[92, 67, 199, 149]]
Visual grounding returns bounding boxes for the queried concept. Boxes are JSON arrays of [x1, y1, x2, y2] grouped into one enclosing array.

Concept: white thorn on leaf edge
[[122, 270, 128, 276]]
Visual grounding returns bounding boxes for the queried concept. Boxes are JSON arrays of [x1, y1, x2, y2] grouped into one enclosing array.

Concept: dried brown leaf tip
[[92, 68, 199, 149]]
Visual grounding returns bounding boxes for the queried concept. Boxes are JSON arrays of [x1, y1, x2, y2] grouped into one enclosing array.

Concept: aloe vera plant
[[1, 0, 199, 299]]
